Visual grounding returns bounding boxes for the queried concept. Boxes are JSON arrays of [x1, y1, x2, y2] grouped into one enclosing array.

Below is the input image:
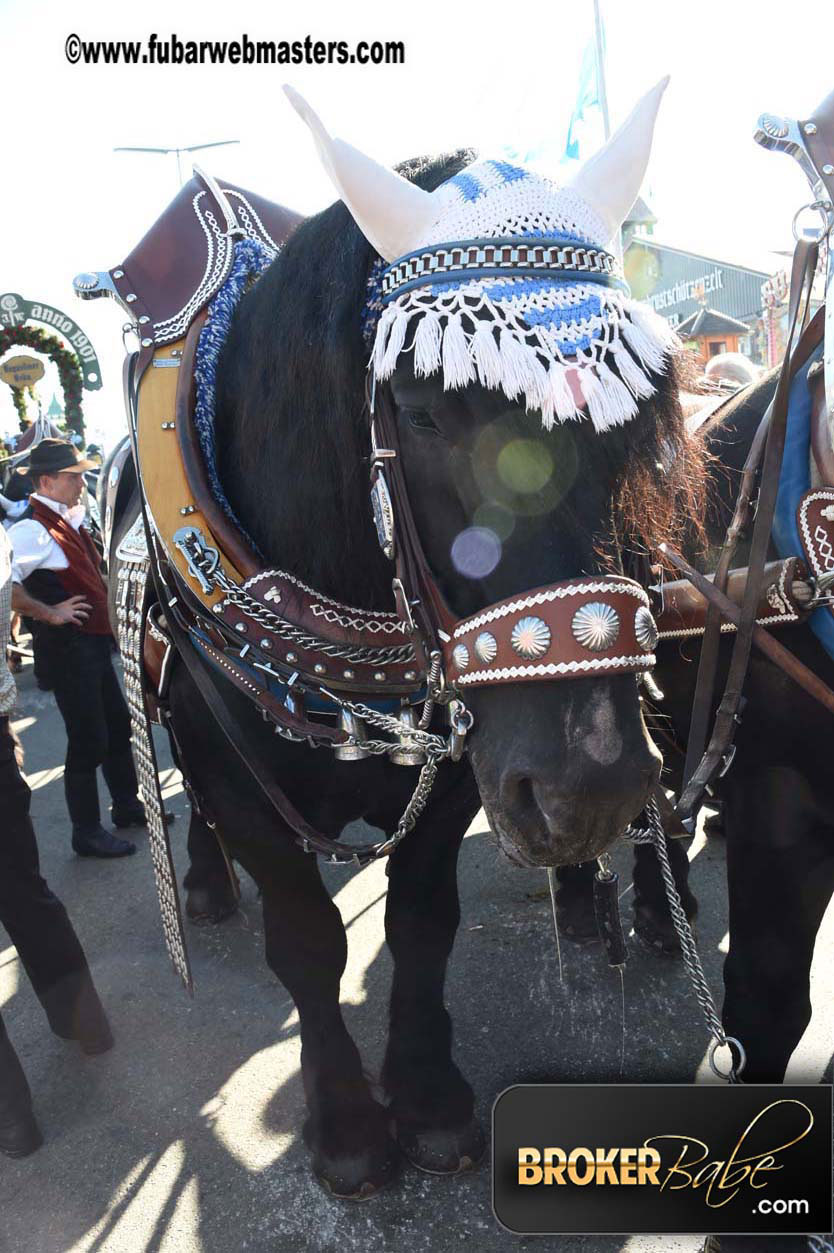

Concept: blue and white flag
[[564, 15, 607, 164]]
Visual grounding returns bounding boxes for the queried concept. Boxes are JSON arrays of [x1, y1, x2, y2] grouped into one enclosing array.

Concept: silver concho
[[758, 113, 789, 140], [370, 471, 395, 560], [510, 616, 551, 660], [452, 643, 470, 671], [634, 605, 658, 651], [572, 602, 620, 651], [474, 631, 497, 664]]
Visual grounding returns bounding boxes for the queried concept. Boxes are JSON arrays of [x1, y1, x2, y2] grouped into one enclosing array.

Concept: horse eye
[[406, 409, 441, 435]]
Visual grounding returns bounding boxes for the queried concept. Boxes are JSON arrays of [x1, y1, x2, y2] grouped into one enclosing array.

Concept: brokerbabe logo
[[492, 1084, 832, 1235]]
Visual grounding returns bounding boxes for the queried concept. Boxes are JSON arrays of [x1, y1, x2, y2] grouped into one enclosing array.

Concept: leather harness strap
[[677, 307, 824, 802], [162, 594, 386, 865], [677, 239, 820, 817]]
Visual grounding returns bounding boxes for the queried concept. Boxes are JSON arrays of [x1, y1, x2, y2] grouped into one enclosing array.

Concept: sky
[[1, 0, 832, 448]]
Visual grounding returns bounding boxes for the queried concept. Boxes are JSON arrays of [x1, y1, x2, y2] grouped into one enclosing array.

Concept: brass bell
[[334, 709, 371, 761], [388, 702, 427, 767]]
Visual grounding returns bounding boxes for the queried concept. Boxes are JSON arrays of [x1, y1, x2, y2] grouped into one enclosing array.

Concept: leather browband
[[443, 578, 655, 687]]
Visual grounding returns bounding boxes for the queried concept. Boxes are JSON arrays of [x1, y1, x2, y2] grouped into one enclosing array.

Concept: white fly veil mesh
[[366, 158, 679, 433]]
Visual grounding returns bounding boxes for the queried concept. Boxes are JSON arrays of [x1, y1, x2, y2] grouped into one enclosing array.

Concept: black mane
[[214, 150, 474, 610]]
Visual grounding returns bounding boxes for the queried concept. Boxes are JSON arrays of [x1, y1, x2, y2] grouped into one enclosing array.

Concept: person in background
[[0, 523, 114, 1157], [9, 439, 150, 858]]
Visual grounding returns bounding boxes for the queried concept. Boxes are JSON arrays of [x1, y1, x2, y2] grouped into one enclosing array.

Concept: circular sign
[[0, 354, 45, 389]]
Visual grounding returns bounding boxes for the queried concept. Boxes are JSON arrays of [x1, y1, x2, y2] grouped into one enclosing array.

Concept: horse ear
[[284, 85, 436, 262], [568, 77, 670, 245]]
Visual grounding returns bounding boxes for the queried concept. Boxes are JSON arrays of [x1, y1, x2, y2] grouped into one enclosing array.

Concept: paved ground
[[1, 658, 833, 1253]]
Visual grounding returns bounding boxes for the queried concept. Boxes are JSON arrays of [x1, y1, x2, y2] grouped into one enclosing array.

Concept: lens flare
[[473, 500, 515, 541], [451, 526, 501, 578], [497, 439, 554, 494]]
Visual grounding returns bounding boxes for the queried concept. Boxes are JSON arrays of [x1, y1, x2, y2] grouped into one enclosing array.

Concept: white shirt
[[9, 493, 88, 584], [0, 490, 29, 530]]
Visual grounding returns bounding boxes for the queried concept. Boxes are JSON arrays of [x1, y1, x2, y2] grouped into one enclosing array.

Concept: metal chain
[[179, 535, 416, 666], [374, 752, 445, 856], [213, 565, 415, 664], [624, 796, 746, 1080], [172, 530, 464, 866], [321, 689, 449, 755]]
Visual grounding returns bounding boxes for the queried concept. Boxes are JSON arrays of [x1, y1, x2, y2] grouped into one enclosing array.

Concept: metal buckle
[[172, 526, 219, 594], [718, 743, 737, 778], [448, 698, 474, 761], [391, 577, 416, 632]]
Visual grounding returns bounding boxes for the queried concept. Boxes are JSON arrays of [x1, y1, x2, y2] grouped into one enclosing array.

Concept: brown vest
[[28, 497, 111, 636]]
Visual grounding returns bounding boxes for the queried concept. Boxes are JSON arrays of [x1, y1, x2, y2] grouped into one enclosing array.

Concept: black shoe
[[72, 826, 136, 858], [111, 801, 176, 829], [0, 1109, 43, 1158]]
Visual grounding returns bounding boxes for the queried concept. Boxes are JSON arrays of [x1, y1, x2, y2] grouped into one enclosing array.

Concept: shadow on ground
[[1, 663, 832, 1253]]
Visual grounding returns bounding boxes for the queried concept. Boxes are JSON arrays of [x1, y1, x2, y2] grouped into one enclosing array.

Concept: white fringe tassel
[[622, 303, 677, 376], [381, 308, 409, 377], [371, 288, 676, 433], [441, 313, 475, 388], [471, 324, 503, 389], [550, 363, 582, 424], [413, 308, 443, 378], [582, 361, 639, 433], [612, 342, 654, 399]]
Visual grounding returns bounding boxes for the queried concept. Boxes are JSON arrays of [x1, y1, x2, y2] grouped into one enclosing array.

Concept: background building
[[624, 236, 774, 365]]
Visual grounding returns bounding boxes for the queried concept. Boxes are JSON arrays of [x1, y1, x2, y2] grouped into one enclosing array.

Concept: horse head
[[220, 81, 703, 869]]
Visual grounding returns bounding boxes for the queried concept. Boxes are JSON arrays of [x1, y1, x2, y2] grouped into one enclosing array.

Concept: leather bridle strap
[[661, 545, 834, 718], [162, 594, 401, 866], [678, 238, 819, 818], [368, 384, 656, 686]]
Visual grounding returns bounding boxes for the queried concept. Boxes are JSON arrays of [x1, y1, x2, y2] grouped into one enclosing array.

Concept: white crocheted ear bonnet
[[286, 80, 678, 433]]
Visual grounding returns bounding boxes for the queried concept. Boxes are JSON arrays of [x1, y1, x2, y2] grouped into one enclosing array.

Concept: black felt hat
[[19, 439, 96, 477]]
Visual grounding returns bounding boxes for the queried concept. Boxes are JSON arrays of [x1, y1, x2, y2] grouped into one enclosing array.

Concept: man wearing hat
[[9, 439, 145, 857]]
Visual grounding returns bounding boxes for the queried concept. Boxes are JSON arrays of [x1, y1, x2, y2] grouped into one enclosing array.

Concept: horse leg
[[183, 811, 239, 925], [240, 842, 399, 1198], [723, 769, 832, 1075], [722, 769, 834, 1082], [632, 836, 697, 954], [382, 772, 485, 1174]]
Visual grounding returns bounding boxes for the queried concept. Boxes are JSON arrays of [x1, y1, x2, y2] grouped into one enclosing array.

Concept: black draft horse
[[105, 152, 704, 1197], [660, 373, 834, 1085], [560, 367, 834, 1090]]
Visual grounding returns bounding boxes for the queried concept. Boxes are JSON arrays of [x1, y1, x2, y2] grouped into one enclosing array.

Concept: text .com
[[65, 32, 405, 68]]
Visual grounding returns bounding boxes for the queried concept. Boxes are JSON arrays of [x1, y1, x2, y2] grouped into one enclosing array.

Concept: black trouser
[[44, 632, 139, 834], [0, 715, 107, 1114]]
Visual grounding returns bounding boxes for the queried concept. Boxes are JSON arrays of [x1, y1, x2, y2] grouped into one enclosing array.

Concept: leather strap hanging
[[678, 238, 820, 817]]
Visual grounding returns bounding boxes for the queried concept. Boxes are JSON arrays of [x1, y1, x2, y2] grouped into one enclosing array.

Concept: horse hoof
[[633, 907, 686, 957], [312, 1141, 400, 1200], [555, 914, 600, 946], [185, 884, 238, 926], [396, 1117, 486, 1175]]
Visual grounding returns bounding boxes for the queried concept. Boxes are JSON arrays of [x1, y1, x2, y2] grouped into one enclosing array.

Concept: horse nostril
[[499, 771, 536, 819]]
